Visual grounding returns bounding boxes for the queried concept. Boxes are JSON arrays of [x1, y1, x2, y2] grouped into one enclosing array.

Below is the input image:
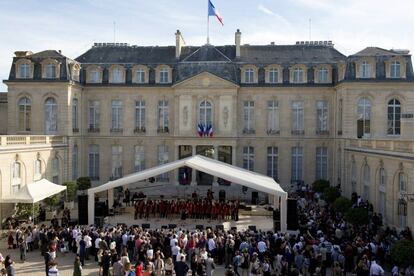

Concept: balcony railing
[[291, 130, 305, 136], [346, 139, 414, 154], [316, 130, 330, 135], [134, 126, 146, 134], [0, 135, 67, 147], [88, 127, 100, 133], [266, 129, 280, 135], [110, 128, 123, 133], [157, 127, 169, 134], [242, 128, 256, 134]]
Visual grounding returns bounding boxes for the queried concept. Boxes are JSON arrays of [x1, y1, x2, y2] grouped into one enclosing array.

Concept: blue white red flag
[[207, 124, 213, 137], [197, 123, 204, 137], [208, 0, 223, 26]]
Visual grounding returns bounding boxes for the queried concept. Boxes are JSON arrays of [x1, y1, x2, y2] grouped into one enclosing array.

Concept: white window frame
[[291, 147, 303, 182], [292, 67, 304, 83], [44, 97, 58, 134], [158, 100, 169, 132], [18, 97, 31, 132], [88, 100, 100, 130], [387, 98, 401, 136], [243, 101, 255, 133], [357, 97, 371, 138], [361, 61, 371, 78], [199, 100, 213, 127], [159, 68, 169, 83], [267, 147, 278, 179], [399, 172, 407, 192], [316, 147, 328, 180], [134, 145, 145, 172], [316, 100, 328, 133], [267, 100, 279, 134], [242, 146, 254, 171], [244, 68, 254, 83], [111, 145, 123, 179], [19, 63, 30, 79], [111, 100, 123, 131], [268, 68, 278, 83], [318, 67, 329, 83], [390, 61, 401, 78], [45, 63, 56, 79], [52, 157, 59, 184], [292, 101, 304, 133], [363, 164, 370, 200], [135, 100, 146, 131], [136, 68, 145, 83], [12, 162, 22, 194], [88, 145, 100, 180]]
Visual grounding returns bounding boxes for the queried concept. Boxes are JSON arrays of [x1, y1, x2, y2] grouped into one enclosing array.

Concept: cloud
[[257, 4, 292, 29], [258, 4, 275, 16]]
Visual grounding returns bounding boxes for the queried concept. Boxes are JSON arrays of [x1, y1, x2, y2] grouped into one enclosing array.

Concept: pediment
[[172, 71, 239, 89]]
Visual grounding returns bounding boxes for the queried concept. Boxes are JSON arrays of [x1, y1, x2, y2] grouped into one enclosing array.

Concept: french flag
[[208, 0, 224, 26], [197, 123, 204, 137], [207, 124, 214, 137]]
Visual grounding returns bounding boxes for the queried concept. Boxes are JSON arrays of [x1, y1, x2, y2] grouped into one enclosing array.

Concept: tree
[[345, 208, 369, 225], [312, 179, 330, 193], [391, 239, 414, 267], [63, 181, 78, 201], [334, 197, 353, 214], [323, 186, 340, 203], [44, 194, 62, 210], [15, 203, 40, 220], [77, 177, 91, 191]]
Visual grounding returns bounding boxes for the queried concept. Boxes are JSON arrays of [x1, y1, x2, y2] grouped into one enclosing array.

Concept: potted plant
[[63, 181, 78, 209], [44, 193, 62, 220], [15, 203, 40, 223], [76, 177, 91, 195]]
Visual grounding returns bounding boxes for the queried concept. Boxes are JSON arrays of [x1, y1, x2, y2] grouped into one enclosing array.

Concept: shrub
[[323, 186, 340, 203], [63, 181, 78, 201], [334, 197, 353, 213], [312, 179, 330, 193], [15, 203, 40, 220], [77, 177, 91, 190], [44, 194, 61, 207], [345, 208, 369, 225], [391, 239, 414, 267]]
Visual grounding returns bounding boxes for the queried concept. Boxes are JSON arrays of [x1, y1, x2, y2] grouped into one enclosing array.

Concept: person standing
[[4, 255, 14, 276], [369, 259, 384, 276], [44, 249, 52, 276], [73, 256, 82, 276], [79, 237, 86, 266], [18, 236, 27, 262], [174, 256, 189, 276], [205, 254, 216, 276], [48, 262, 59, 276]]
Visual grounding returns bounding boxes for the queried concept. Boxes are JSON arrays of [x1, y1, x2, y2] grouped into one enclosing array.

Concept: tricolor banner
[[208, 0, 223, 26]]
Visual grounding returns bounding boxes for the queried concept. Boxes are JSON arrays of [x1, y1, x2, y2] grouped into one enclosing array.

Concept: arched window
[[378, 167, 386, 219], [52, 157, 59, 183], [318, 67, 329, 83], [391, 61, 401, 78], [111, 67, 123, 83], [18, 97, 31, 131], [72, 145, 78, 180], [12, 162, 21, 194], [159, 68, 169, 83], [34, 159, 42, 180], [351, 160, 357, 193], [361, 61, 371, 78], [19, 63, 30, 78], [45, 63, 56, 78], [244, 68, 254, 83], [357, 97, 371, 138], [45, 97, 58, 134], [292, 67, 304, 83], [363, 163, 370, 200], [136, 68, 145, 83], [72, 99, 79, 132], [89, 69, 100, 83], [199, 100, 212, 128], [398, 199, 407, 228], [387, 99, 401, 135], [399, 172, 407, 192], [268, 68, 278, 83]]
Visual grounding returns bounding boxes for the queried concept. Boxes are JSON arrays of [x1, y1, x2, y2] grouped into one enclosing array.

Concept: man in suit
[[174, 256, 189, 276]]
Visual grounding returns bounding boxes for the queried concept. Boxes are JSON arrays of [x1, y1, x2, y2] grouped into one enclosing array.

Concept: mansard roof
[[351, 47, 408, 57]]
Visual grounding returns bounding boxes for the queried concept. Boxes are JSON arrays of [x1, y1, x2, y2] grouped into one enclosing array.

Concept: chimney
[[235, 29, 241, 58], [14, 51, 33, 57], [175, 30, 185, 59]]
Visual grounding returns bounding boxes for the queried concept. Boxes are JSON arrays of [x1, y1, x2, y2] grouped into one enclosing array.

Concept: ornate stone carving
[[223, 106, 229, 128]]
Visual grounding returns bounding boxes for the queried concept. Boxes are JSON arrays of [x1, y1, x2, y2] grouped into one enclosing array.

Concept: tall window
[[111, 67, 123, 83], [111, 100, 123, 131], [338, 99, 343, 134], [88, 100, 100, 131], [357, 97, 371, 138], [88, 145, 100, 180], [378, 168, 386, 219], [159, 68, 169, 83], [316, 100, 328, 133], [111, 145, 123, 179], [291, 147, 303, 182], [387, 98, 401, 135], [157, 100, 169, 132], [72, 99, 78, 131], [12, 162, 21, 194], [134, 146, 145, 172], [199, 100, 212, 127], [157, 145, 169, 181], [363, 164, 370, 200], [268, 68, 278, 83], [390, 61, 401, 78], [242, 146, 254, 171], [135, 100, 146, 132], [89, 69, 100, 83], [361, 61, 371, 78], [44, 97, 58, 134], [18, 97, 31, 131], [398, 199, 408, 228], [399, 172, 407, 192], [292, 67, 304, 83], [399, 172, 408, 227], [136, 68, 145, 83], [19, 63, 30, 78], [316, 147, 328, 180], [34, 159, 42, 180], [351, 160, 357, 193], [72, 145, 78, 180], [52, 157, 59, 184], [292, 101, 304, 134], [318, 67, 329, 83], [267, 100, 279, 134], [45, 63, 56, 78], [244, 68, 254, 83], [243, 101, 255, 133], [267, 147, 278, 180]]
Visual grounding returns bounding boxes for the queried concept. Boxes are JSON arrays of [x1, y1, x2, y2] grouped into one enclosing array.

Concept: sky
[[0, 0, 413, 91]]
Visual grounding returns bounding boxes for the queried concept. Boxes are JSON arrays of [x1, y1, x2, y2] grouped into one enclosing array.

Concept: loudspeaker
[[273, 220, 281, 231], [219, 190, 226, 202], [169, 224, 177, 229], [287, 198, 299, 230], [95, 202, 106, 217], [273, 210, 280, 221], [78, 195, 88, 225], [251, 192, 259, 205], [142, 223, 150, 229], [161, 225, 168, 229], [216, 225, 224, 231], [248, 225, 256, 231], [196, 225, 204, 230]]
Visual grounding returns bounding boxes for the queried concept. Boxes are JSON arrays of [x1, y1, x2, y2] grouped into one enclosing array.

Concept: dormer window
[[292, 67, 304, 83], [90, 70, 99, 83], [245, 68, 254, 83], [159, 68, 169, 83], [87, 66, 102, 83], [72, 64, 80, 82], [111, 66, 124, 83], [361, 61, 371, 78], [268, 68, 278, 83], [136, 68, 145, 83], [46, 63, 56, 78], [19, 63, 30, 78], [318, 67, 329, 83], [391, 61, 401, 78]]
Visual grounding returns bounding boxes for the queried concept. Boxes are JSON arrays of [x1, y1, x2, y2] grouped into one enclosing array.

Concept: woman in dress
[[164, 257, 174, 276], [73, 255, 82, 276]]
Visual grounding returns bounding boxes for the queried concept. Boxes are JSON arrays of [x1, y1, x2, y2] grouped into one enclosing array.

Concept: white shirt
[[170, 237, 178, 248], [72, 228, 78, 239], [208, 238, 216, 251], [95, 237, 102, 249], [257, 241, 267, 253], [171, 245, 180, 256], [122, 234, 128, 246], [370, 261, 384, 276], [84, 235, 92, 248]]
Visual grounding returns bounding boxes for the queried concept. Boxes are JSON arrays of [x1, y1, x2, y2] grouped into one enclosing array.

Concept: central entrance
[[196, 146, 215, 185]]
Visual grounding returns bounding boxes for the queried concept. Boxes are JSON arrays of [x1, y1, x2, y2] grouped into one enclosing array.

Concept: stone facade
[[1, 30, 414, 229]]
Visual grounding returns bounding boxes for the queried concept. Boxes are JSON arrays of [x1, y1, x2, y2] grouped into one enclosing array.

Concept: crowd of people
[[0, 186, 413, 276]]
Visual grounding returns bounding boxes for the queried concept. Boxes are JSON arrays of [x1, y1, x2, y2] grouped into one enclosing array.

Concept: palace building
[[1, 29, 414, 229]]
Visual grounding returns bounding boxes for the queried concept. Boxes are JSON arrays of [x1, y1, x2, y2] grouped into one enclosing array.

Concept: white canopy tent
[[87, 155, 287, 231]]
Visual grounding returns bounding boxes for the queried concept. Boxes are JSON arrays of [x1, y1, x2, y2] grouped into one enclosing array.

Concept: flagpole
[[207, 0, 210, 44]]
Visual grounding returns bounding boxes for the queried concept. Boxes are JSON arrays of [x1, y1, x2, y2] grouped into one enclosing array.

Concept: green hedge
[[15, 203, 40, 220], [391, 239, 414, 267], [345, 208, 369, 225], [63, 181, 78, 201], [334, 197, 353, 213], [77, 177, 92, 190], [312, 179, 330, 193], [323, 186, 341, 203]]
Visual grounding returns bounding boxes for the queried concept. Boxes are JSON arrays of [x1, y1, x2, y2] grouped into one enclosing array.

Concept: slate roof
[[30, 50, 66, 59], [175, 62, 238, 84], [351, 47, 406, 57]]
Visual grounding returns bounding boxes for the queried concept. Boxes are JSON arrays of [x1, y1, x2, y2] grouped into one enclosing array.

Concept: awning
[[1, 178, 66, 204]]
